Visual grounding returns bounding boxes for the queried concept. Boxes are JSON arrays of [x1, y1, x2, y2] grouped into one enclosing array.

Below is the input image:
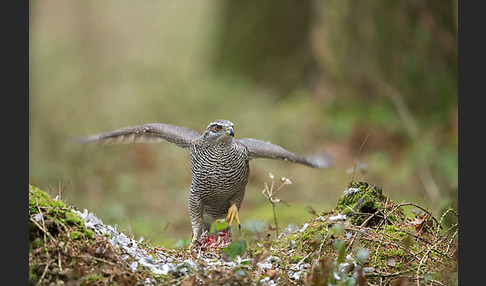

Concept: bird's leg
[[188, 192, 204, 248], [191, 228, 201, 245], [226, 203, 241, 230], [188, 227, 205, 256]]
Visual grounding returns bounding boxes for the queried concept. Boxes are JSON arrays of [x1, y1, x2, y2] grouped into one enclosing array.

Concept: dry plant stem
[[436, 208, 458, 256], [397, 202, 439, 226], [372, 232, 386, 266], [446, 229, 458, 254], [58, 251, 62, 273], [293, 251, 313, 269], [366, 269, 413, 278], [33, 200, 55, 243], [415, 240, 440, 286], [437, 208, 458, 236], [380, 201, 439, 229], [262, 174, 293, 266], [345, 205, 388, 253], [30, 217, 55, 243], [262, 175, 291, 239], [35, 209, 51, 286], [272, 203, 279, 239], [36, 250, 50, 286], [351, 134, 369, 182]]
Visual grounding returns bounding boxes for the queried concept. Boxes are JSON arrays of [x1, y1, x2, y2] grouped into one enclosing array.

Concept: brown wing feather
[[76, 123, 201, 148], [237, 138, 333, 169]]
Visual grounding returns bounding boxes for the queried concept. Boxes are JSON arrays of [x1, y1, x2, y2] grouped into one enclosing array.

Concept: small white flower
[[268, 172, 274, 179], [281, 177, 292, 185]]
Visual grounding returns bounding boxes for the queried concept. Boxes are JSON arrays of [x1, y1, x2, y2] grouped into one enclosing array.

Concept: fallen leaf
[[265, 269, 277, 279], [180, 275, 197, 286], [386, 257, 396, 267]]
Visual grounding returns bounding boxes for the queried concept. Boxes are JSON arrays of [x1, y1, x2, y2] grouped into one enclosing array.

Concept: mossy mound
[[335, 181, 408, 227], [266, 181, 458, 285], [29, 185, 91, 237], [29, 185, 153, 285]]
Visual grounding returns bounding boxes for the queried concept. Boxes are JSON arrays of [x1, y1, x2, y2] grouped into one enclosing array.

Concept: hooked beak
[[226, 126, 234, 137]]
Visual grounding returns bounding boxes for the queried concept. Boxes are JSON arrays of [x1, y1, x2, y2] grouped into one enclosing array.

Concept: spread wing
[[237, 138, 333, 169], [75, 123, 201, 148]]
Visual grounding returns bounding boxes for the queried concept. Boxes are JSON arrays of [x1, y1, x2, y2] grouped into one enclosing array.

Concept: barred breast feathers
[[189, 139, 249, 193]]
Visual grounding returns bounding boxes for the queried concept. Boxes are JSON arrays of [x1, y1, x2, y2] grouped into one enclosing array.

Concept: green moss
[[359, 193, 382, 213], [384, 224, 397, 233], [29, 184, 66, 213], [67, 228, 93, 241], [335, 181, 392, 226], [87, 273, 102, 282], [383, 248, 404, 257], [63, 211, 84, 226], [29, 267, 38, 280], [70, 231, 83, 240], [382, 225, 410, 243], [85, 229, 95, 239], [32, 238, 43, 249], [289, 256, 303, 264], [29, 184, 97, 243], [343, 182, 385, 208], [301, 224, 327, 241], [70, 257, 76, 268]]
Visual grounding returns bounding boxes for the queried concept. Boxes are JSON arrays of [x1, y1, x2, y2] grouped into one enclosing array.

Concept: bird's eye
[[214, 125, 222, 131]]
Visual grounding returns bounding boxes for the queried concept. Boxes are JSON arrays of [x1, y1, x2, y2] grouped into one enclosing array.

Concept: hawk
[[78, 119, 332, 244]]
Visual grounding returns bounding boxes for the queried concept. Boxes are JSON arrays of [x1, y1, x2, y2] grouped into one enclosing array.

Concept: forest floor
[[29, 182, 457, 286]]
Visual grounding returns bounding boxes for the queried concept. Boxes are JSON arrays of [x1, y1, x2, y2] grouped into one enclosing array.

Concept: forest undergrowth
[[29, 178, 457, 285]]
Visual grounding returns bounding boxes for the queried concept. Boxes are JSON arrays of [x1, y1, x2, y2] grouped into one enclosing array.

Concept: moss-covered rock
[[335, 181, 407, 226]]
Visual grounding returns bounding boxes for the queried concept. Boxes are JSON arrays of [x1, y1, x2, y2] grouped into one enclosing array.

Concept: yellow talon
[[226, 204, 241, 229]]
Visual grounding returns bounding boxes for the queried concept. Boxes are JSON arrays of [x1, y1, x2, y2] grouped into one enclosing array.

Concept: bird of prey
[[78, 119, 333, 244]]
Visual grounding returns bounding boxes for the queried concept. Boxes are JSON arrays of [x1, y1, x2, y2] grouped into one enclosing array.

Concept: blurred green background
[[29, 1, 457, 247]]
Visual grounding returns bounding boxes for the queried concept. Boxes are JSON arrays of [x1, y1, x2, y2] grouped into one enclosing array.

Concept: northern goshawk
[[78, 119, 332, 244]]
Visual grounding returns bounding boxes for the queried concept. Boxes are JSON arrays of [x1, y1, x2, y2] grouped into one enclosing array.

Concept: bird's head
[[203, 119, 235, 142]]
